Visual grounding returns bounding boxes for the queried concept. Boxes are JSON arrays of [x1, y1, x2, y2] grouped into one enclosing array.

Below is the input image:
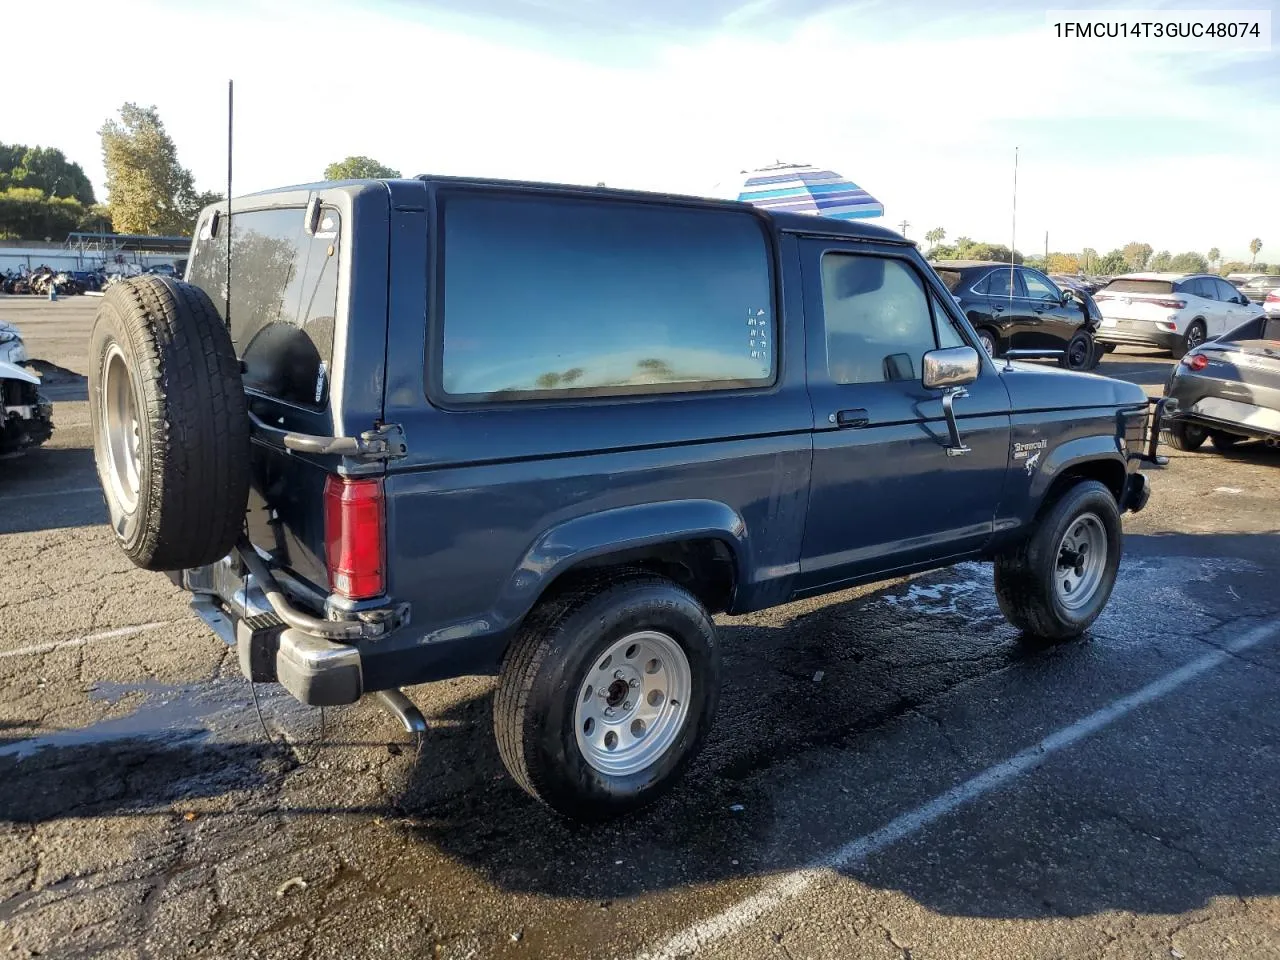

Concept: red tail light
[[324, 475, 385, 600], [1266, 291, 1279, 303], [1181, 353, 1209, 371], [1151, 298, 1187, 309]]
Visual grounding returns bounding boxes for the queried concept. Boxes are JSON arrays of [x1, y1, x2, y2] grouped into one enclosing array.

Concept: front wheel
[[494, 573, 719, 820], [976, 328, 998, 358], [994, 480, 1122, 642], [1059, 331, 1095, 371]]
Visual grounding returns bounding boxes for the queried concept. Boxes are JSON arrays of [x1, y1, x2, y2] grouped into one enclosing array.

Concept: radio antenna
[[225, 79, 234, 332], [1009, 145, 1018, 302]]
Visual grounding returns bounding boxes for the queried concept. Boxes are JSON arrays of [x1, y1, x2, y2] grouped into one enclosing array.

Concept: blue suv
[[87, 177, 1158, 819]]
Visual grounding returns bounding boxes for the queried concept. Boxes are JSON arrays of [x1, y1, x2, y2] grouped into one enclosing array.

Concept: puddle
[[0, 678, 291, 760]]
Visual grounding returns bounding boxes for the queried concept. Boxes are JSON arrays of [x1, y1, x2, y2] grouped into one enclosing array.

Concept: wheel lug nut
[[623, 701, 632, 710], [614, 670, 625, 680], [628, 678, 639, 689]]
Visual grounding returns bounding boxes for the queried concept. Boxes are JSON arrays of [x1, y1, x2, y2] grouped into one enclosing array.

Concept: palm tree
[[1249, 238, 1263, 266], [925, 227, 946, 252], [1207, 247, 1220, 269]]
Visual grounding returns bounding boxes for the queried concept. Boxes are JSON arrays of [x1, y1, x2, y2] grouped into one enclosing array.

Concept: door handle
[[992, 304, 1005, 313], [835, 408, 870, 428]]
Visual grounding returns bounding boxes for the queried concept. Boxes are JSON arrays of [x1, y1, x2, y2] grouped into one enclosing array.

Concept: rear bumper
[[182, 551, 502, 704], [1096, 323, 1181, 351], [1166, 373, 1280, 441]]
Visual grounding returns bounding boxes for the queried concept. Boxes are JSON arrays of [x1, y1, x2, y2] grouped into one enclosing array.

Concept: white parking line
[[2, 485, 102, 503], [639, 621, 1280, 960], [0, 621, 177, 660]]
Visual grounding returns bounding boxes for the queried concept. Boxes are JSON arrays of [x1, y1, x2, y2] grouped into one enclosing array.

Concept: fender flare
[[494, 499, 749, 626]]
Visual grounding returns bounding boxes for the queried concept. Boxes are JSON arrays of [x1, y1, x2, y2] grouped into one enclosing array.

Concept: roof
[[929, 260, 1015, 270], [239, 176, 910, 244], [1112, 272, 1200, 281]]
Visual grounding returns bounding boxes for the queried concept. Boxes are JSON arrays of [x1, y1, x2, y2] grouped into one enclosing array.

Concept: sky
[[6, 0, 1278, 261]]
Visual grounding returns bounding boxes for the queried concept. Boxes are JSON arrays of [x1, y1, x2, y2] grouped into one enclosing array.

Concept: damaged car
[[0, 320, 53, 457]]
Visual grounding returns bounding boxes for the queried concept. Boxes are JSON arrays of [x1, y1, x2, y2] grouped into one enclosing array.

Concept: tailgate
[[184, 184, 393, 593]]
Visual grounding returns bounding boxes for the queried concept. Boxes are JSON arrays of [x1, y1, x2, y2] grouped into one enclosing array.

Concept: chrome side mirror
[[922, 346, 980, 390]]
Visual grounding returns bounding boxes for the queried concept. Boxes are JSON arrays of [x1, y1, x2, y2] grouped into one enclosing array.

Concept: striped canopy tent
[[727, 163, 883, 220]]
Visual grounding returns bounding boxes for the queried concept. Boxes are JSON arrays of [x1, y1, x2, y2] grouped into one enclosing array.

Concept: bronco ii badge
[[1013, 438, 1048, 475]]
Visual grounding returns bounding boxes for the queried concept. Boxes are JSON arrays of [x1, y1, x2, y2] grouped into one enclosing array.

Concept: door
[[1215, 278, 1257, 332], [977, 266, 1028, 348], [797, 241, 1012, 591], [1020, 268, 1080, 347]]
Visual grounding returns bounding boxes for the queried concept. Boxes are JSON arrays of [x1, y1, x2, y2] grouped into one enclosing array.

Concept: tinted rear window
[[1101, 279, 1174, 295], [934, 269, 964, 293], [188, 207, 340, 409], [438, 193, 774, 401]]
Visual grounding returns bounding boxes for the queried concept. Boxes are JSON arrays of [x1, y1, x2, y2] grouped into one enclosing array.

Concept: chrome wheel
[[1185, 323, 1206, 351], [1055, 513, 1107, 611], [101, 343, 142, 513], [978, 330, 996, 357], [573, 630, 692, 777]]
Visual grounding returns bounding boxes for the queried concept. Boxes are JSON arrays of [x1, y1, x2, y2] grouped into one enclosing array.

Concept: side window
[[1215, 279, 1241, 301], [930, 292, 967, 349], [822, 254, 937, 384], [1021, 269, 1059, 300], [187, 206, 340, 409], [1187, 277, 1213, 299], [439, 194, 773, 400], [981, 267, 1019, 299]]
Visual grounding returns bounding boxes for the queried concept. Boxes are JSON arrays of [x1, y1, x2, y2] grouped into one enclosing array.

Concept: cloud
[[3, 0, 1275, 258]]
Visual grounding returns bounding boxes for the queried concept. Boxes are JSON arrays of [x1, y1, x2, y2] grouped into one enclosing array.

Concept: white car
[[1264, 289, 1280, 318], [1094, 272, 1262, 358]]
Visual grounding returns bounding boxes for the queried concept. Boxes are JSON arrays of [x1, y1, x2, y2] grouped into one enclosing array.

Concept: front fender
[[1029, 434, 1126, 504], [495, 499, 748, 626]]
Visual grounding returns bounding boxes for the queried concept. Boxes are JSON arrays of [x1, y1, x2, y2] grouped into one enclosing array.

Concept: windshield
[[1100, 278, 1174, 295]]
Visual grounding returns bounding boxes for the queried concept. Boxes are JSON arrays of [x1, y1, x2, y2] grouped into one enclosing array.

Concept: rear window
[[187, 206, 340, 409], [1100, 278, 1174, 295], [934, 269, 963, 293], [437, 193, 774, 401]]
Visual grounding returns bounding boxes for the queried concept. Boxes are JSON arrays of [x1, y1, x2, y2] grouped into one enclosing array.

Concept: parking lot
[[1, 295, 1278, 960]]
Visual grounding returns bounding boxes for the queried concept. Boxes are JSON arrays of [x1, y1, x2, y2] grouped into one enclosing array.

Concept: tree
[[323, 156, 401, 181], [1249, 238, 1263, 265], [1122, 242, 1153, 271], [100, 103, 208, 235], [924, 227, 946, 251], [1207, 247, 1220, 268], [964, 243, 1023, 264], [0, 187, 83, 240], [1081, 247, 1099, 273], [1046, 253, 1081, 274], [1096, 249, 1128, 274], [1168, 251, 1208, 273], [1148, 250, 1173, 272], [0, 144, 95, 205]]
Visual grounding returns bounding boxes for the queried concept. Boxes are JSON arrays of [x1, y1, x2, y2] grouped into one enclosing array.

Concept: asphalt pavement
[[1, 295, 1277, 960]]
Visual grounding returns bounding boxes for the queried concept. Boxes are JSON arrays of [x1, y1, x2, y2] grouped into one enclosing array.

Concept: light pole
[[897, 219, 910, 238]]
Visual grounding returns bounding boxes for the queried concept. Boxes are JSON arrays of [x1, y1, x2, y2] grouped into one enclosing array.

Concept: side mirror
[[923, 346, 980, 390], [1061, 289, 1074, 306]]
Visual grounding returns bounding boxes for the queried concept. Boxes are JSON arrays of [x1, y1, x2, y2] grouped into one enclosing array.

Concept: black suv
[[933, 261, 1102, 369], [87, 177, 1159, 820]]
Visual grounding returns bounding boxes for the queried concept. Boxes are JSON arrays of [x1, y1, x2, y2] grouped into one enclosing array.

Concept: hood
[[1001, 361, 1148, 410], [0, 359, 40, 385]]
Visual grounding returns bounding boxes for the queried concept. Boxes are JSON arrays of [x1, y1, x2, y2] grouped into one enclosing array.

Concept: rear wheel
[[88, 277, 250, 571], [494, 573, 720, 820], [1172, 320, 1206, 359], [975, 328, 998, 358], [1210, 431, 1243, 452], [994, 480, 1122, 642], [1166, 420, 1207, 451]]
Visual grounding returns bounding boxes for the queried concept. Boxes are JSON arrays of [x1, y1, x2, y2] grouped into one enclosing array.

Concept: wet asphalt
[[0, 296, 1277, 960]]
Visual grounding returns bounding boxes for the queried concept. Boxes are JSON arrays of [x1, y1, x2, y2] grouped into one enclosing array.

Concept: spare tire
[[88, 276, 250, 571]]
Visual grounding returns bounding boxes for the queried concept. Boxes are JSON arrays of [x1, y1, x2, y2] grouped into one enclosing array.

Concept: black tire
[[494, 572, 719, 820], [1209, 431, 1243, 452], [976, 328, 998, 358], [994, 480, 1122, 643], [1059, 331, 1095, 371], [1166, 420, 1207, 451], [1171, 320, 1206, 359], [88, 277, 250, 571]]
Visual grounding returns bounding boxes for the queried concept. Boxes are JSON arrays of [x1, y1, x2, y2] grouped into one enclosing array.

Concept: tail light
[[1151, 298, 1187, 309], [324, 475, 385, 600], [1181, 353, 1209, 371], [1266, 291, 1279, 303]]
